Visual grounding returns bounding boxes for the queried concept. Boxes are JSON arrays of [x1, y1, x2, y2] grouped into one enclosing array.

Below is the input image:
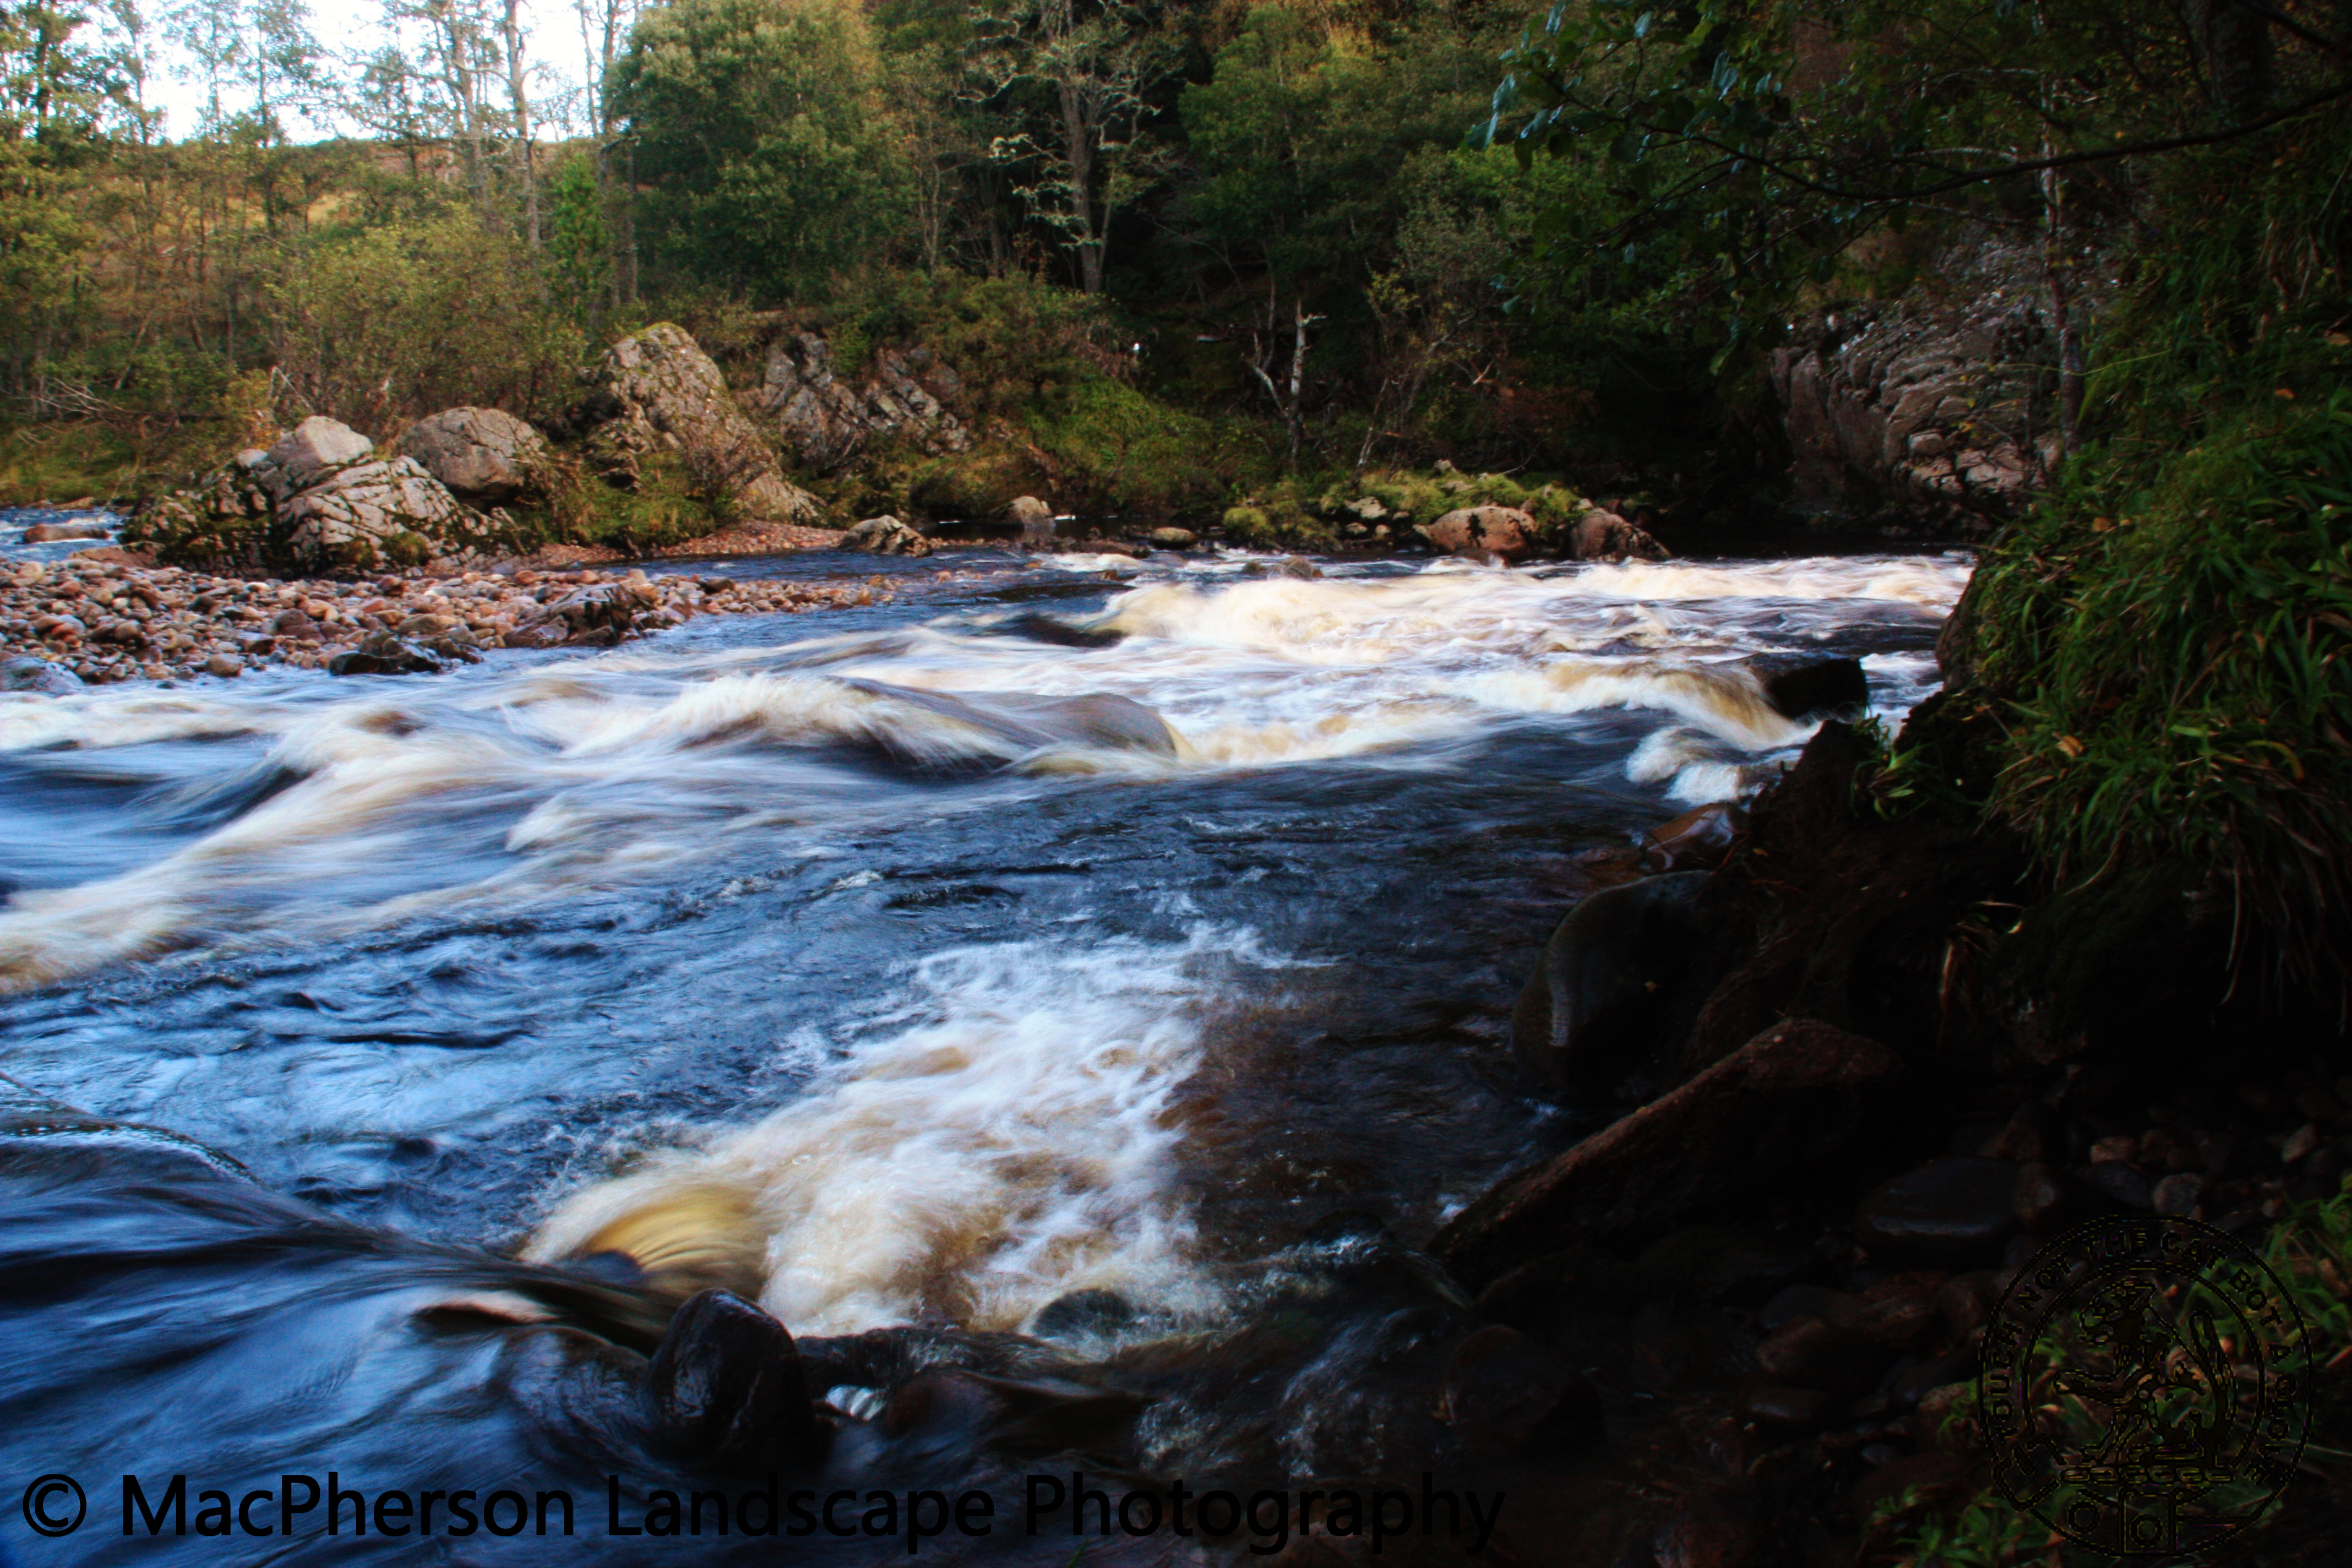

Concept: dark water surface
[[0, 546, 1964, 1561]]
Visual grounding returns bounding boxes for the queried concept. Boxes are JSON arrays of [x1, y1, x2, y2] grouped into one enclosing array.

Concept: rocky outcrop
[[393, 407, 552, 505], [1769, 234, 2079, 531], [591, 324, 823, 525], [746, 334, 972, 473], [124, 417, 508, 573]]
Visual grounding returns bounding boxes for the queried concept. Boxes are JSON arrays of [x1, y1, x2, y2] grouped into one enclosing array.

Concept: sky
[[134, 0, 603, 144]]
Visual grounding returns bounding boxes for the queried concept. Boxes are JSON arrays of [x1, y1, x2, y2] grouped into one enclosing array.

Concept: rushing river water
[[0, 545, 1966, 1562]]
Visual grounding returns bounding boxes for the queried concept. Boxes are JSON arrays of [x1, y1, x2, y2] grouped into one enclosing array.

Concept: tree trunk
[[2187, 0, 2275, 117], [502, 0, 540, 248], [1059, 81, 1103, 293]]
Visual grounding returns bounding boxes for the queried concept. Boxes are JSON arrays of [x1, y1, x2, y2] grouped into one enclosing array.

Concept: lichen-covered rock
[[747, 334, 971, 473], [840, 515, 932, 556], [123, 417, 509, 574], [1567, 508, 1669, 562], [1769, 232, 2087, 531], [594, 324, 822, 525], [394, 407, 552, 504]]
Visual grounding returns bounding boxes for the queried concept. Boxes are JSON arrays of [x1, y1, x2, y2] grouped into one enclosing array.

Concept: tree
[[966, 0, 1176, 293], [610, 0, 911, 297]]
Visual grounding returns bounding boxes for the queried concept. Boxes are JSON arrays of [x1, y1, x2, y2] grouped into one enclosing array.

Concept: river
[[0, 543, 1965, 1562]]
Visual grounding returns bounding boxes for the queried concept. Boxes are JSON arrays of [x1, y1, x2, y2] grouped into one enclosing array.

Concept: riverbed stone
[[643, 1288, 824, 1465], [0, 655, 82, 693], [1009, 495, 1056, 543], [1853, 1157, 2019, 1266], [1512, 871, 1719, 1101], [1752, 655, 1870, 720], [1435, 1019, 1904, 1289], [841, 515, 933, 556]]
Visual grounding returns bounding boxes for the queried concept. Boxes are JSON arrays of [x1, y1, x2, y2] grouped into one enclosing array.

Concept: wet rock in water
[[642, 1288, 826, 1465], [204, 652, 244, 677], [1853, 1156, 2019, 1267], [1003, 612, 1123, 649], [1754, 1316, 1894, 1398], [1512, 870, 1718, 1101], [2008, 1160, 2120, 1235], [394, 406, 552, 505], [1426, 504, 1537, 563], [327, 634, 443, 677], [0, 655, 82, 694], [1751, 655, 1870, 720], [1738, 1381, 1838, 1432], [1440, 1323, 1604, 1456], [1641, 802, 1743, 872], [1758, 1282, 1861, 1332], [593, 323, 824, 524], [1148, 527, 1197, 548], [21, 519, 111, 543], [1568, 507, 1669, 561], [1977, 1099, 2058, 1164], [1030, 1288, 1137, 1342], [841, 515, 933, 556], [1436, 1019, 1904, 1289], [1009, 494, 1056, 544]]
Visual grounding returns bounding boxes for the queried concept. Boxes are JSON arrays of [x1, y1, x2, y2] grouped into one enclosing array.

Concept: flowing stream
[[0, 544, 1966, 1554]]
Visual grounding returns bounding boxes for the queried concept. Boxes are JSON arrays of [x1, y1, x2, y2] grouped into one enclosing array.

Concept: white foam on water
[[527, 928, 1289, 1334], [0, 553, 1968, 989]]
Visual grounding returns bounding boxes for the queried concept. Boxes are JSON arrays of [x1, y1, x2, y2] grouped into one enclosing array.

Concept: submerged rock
[[0, 655, 81, 694], [1437, 1019, 1905, 1289], [1512, 871, 1720, 1101], [1752, 655, 1870, 720], [20, 519, 110, 543]]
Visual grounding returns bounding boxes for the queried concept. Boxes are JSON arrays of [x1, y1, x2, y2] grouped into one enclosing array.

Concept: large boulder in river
[[1425, 504, 1536, 562], [124, 416, 508, 573], [593, 324, 823, 525], [1008, 495, 1056, 544], [1566, 507, 1669, 562], [841, 515, 932, 557], [1438, 1019, 1904, 1289], [394, 406, 552, 505], [1513, 872, 1722, 1102]]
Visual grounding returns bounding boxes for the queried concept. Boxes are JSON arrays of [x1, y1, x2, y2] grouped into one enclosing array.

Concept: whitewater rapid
[[0, 547, 1967, 1341]]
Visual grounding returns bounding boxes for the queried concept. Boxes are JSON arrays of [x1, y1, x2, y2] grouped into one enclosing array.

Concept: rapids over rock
[[0, 545, 1966, 1565]]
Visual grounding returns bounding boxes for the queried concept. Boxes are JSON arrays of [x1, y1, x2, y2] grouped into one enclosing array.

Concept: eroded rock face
[[1769, 233, 2083, 531], [594, 324, 823, 525], [747, 333, 972, 473], [124, 417, 507, 573], [394, 407, 552, 505]]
